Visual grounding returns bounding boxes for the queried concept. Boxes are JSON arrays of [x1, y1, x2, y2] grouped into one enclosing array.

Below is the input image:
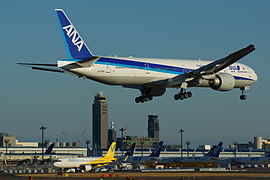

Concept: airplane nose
[[252, 69, 258, 82], [53, 162, 60, 167]]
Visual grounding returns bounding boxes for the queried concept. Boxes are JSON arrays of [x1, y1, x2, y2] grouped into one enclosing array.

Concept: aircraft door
[[105, 62, 111, 73]]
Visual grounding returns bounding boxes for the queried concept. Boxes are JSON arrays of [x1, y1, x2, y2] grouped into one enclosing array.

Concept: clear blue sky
[[1, 0, 269, 148]]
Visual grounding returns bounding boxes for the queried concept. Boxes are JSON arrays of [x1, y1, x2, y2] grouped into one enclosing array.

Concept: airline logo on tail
[[62, 24, 84, 52], [55, 9, 93, 59]]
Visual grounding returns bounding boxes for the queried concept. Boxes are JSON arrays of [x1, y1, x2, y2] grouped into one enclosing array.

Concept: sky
[[1, 0, 270, 148]]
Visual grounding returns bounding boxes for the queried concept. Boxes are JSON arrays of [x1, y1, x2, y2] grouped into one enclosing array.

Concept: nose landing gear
[[240, 87, 249, 100]]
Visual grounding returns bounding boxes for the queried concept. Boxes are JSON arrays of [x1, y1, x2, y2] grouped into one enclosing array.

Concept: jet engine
[[208, 73, 235, 91], [80, 165, 92, 172]]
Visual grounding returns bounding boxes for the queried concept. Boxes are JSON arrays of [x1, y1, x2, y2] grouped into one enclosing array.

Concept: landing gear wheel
[[179, 93, 185, 100], [240, 87, 248, 101], [174, 94, 179, 100], [187, 91, 192, 97], [240, 95, 247, 100], [135, 95, 154, 103], [184, 92, 189, 98]]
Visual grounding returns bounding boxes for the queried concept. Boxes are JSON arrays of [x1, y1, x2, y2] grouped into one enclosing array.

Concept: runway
[[2, 172, 270, 180]]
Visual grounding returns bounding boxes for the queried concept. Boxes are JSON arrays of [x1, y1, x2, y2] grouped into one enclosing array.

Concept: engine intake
[[208, 73, 235, 91], [80, 165, 92, 172]]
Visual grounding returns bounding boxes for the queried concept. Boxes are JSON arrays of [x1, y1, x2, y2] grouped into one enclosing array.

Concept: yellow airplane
[[53, 142, 117, 172]]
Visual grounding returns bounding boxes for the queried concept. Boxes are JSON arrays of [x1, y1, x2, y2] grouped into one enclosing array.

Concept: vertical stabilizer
[[45, 143, 55, 154], [150, 141, 164, 157], [55, 9, 93, 59], [125, 143, 136, 157], [205, 142, 223, 157], [103, 142, 116, 159]]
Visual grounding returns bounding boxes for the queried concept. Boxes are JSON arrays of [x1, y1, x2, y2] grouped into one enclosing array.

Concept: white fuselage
[[53, 157, 101, 168], [58, 57, 257, 88]]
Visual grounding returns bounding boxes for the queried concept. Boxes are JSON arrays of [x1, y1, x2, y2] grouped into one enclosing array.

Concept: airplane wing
[[166, 44, 255, 87]]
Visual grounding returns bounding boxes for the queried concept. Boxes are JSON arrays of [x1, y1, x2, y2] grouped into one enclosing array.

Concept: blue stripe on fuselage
[[234, 76, 253, 81], [95, 57, 254, 81], [95, 57, 191, 75]]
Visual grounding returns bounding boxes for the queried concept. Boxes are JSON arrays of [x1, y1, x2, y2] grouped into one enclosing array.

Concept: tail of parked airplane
[[103, 142, 116, 159], [205, 142, 223, 157], [150, 141, 164, 157], [125, 143, 136, 157], [265, 151, 270, 157], [45, 143, 55, 154], [55, 9, 93, 59]]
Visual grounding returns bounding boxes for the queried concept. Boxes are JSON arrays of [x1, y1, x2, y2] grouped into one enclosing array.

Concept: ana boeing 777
[[18, 9, 258, 103]]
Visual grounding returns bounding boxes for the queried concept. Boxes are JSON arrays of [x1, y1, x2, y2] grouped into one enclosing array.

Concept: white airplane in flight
[[19, 9, 258, 103]]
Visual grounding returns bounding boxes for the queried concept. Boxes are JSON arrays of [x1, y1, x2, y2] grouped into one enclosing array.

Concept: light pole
[[186, 141, 190, 157], [4, 139, 9, 167], [140, 141, 144, 156], [40, 126, 46, 161], [85, 140, 90, 157], [4, 139, 9, 155], [233, 142, 238, 157], [119, 128, 126, 156], [179, 129, 185, 157]]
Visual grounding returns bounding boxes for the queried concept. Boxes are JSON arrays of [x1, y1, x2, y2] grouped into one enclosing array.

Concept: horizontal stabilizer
[[32, 67, 64, 73], [17, 63, 57, 67]]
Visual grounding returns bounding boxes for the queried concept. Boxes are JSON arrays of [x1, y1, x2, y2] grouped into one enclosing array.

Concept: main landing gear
[[240, 87, 247, 100], [174, 89, 192, 101], [135, 95, 153, 103]]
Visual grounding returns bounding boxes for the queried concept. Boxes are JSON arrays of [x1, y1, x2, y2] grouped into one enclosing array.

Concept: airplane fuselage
[[58, 57, 257, 88]]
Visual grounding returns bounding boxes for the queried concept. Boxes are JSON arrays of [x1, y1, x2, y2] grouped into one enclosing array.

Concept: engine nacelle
[[81, 165, 92, 172], [208, 73, 235, 91]]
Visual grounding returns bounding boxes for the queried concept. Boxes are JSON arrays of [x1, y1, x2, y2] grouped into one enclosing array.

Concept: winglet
[[227, 44, 255, 62], [55, 9, 93, 59]]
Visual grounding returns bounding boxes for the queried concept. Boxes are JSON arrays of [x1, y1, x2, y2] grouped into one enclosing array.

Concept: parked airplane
[[116, 143, 136, 162], [18, 9, 257, 103], [156, 142, 223, 168], [103, 143, 136, 170], [220, 150, 270, 167], [53, 142, 116, 172], [124, 141, 164, 168], [17, 143, 56, 166]]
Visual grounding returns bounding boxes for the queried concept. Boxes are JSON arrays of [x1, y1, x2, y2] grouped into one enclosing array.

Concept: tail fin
[[150, 141, 164, 157], [45, 143, 55, 154], [124, 143, 136, 157], [205, 142, 223, 157], [55, 9, 93, 59], [265, 151, 270, 157], [103, 142, 116, 159]]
